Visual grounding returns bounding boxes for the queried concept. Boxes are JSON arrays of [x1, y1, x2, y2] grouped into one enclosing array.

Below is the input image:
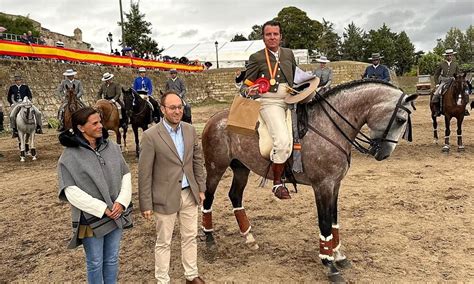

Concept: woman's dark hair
[[262, 20, 281, 35], [71, 107, 99, 135]]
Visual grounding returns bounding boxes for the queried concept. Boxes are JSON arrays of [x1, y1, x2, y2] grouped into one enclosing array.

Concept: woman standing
[[57, 107, 132, 283]]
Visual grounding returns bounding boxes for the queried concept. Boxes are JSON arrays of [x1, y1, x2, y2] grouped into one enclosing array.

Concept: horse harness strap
[[381, 94, 412, 143], [307, 124, 350, 164]]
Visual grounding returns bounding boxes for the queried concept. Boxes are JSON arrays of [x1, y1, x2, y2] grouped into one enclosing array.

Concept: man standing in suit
[[138, 91, 206, 284], [241, 20, 297, 200]]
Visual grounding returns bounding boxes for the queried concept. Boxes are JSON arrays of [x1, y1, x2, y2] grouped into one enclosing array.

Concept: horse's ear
[[405, 94, 419, 103]]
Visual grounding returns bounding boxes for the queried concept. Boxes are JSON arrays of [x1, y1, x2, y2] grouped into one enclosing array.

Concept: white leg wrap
[[320, 234, 333, 241], [332, 224, 340, 229], [201, 226, 214, 233], [241, 226, 252, 236], [232, 207, 244, 212], [201, 207, 212, 213], [319, 234, 334, 261]]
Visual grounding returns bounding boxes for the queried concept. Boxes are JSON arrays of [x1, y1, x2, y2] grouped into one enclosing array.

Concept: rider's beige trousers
[[260, 84, 292, 164]]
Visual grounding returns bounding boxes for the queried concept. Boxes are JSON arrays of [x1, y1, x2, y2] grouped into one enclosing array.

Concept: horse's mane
[[308, 79, 401, 106]]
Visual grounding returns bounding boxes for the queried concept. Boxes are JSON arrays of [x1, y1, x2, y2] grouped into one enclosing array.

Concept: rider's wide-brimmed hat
[[316, 56, 330, 63], [285, 77, 320, 104], [443, 48, 457, 56], [63, 69, 77, 76], [101, 72, 114, 81], [368, 53, 383, 60], [138, 67, 147, 72], [14, 75, 22, 80]]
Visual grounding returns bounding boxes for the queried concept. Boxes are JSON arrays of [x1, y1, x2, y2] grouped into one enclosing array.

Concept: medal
[[265, 48, 279, 88]]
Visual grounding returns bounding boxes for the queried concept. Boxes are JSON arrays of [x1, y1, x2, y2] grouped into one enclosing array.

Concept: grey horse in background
[[15, 97, 38, 162]]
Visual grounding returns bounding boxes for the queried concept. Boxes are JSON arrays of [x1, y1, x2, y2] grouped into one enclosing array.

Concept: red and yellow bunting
[[0, 40, 203, 72]]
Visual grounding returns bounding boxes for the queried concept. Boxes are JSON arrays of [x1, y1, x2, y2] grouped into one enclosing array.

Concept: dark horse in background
[[430, 73, 469, 152], [122, 88, 161, 157], [200, 79, 418, 282], [94, 99, 128, 150], [63, 84, 84, 130]]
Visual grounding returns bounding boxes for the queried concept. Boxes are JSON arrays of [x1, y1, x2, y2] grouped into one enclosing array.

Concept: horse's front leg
[[115, 127, 122, 150], [133, 125, 140, 157], [443, 116, 451, 152], [18, 133, 26, 162], [456, 116, 465, 151], [432, 114, 438, 144], [313, 182, 344, 282], [331, 182, 350, 269], [122, 125, 128, 152], [30, 133, 37, 160]]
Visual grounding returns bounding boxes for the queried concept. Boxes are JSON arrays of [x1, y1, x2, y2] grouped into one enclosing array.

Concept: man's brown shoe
[[186, 276, 205, 284]]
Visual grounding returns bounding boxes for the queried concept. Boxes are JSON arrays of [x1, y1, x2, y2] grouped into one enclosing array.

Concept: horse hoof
[[433, 139, 438, 144], [32, 156, 37, 161], [328, 273, 345, 283], [335, 258, 352, 269], [442, 145, 450, 152], [20, 158, 25, 162], [458, 146, 465, 152]]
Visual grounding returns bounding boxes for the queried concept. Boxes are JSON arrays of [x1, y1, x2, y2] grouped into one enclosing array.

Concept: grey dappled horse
[[16, 97, 38, 162], [201, 79, 418, 282]]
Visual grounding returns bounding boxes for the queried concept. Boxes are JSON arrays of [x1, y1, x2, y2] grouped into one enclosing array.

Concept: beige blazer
[[138, 121, 206, 214]]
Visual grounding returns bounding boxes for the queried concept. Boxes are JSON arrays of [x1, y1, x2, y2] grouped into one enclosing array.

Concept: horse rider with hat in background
[[57, 69, 85, 131], [8, 75, 43, 137], [97, 72, 127, 126], [432, 48, 468, 116], [240, 20, 297, 200], [362, 52, 390, 82], [312, 55, 333, 94], [133, 67, 160, 122]]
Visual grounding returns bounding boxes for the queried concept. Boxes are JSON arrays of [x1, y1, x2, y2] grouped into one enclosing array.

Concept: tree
[[248, 25, 262, 40], [274, 6, 322, 50], [418, 52, 443, 75], [316, 19, 341, 60], [394, 31, 415, 75], [364, 24, 397, 67], [231, 33, 248, 42], [0, 14, 40, 36], [341, 22, 366, 62], [118, 2, 161, 55]]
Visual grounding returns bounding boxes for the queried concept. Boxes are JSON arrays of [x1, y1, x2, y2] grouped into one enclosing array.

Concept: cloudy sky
[[1, 0, 473, 53]]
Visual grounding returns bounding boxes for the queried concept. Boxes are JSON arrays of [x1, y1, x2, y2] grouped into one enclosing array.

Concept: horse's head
[[366, 92, 418, 161], [122, 87, 136, 117], [452, 72, 468, 98]]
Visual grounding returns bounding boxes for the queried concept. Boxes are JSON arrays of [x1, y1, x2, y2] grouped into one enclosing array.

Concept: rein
[[131, 92, 150, 117], [308, 92, 412, 158]]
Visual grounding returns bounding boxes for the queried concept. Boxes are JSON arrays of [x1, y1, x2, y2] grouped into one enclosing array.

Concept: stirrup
[[272, 184, 291, 199]]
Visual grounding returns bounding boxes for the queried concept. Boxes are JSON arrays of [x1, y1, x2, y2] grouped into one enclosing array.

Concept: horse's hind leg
[[456, 116, 465, 151], [133, 125, 140, 157], [122, 125, 128, 152], [18, 134, 25, 162], [228, 160, 258, 249], [115, 127, 122, 150], [30, 133, 37, 160], [201, 160, 228, 248]]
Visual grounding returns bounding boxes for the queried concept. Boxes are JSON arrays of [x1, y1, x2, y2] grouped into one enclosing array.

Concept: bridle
[[309, 92, 413, 158]]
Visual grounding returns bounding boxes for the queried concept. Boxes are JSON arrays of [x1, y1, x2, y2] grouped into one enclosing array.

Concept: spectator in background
[[19, 33, 29, 44], [362, 52, 390, 82], [38, 35, 46, 45], [114, 49, 121, 56], [312, 56, 333, 94], [26, 31, 35, 44]]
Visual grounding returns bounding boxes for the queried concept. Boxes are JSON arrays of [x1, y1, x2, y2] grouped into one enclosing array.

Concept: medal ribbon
[[264, 48, 279, 83]]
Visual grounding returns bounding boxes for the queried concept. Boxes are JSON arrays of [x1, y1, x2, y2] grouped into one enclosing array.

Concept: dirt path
[[0, 96, 473, 282]]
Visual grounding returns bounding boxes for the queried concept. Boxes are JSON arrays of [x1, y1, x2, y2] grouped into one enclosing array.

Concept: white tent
[[162, 40, 309, 68]]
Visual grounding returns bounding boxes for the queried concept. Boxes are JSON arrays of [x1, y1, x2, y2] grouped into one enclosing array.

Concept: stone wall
[[0, 59, 398, 124]]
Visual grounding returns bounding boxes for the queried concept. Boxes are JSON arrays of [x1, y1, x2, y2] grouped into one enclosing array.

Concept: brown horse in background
[[94, 99, 128, 150], [430, 73, 469, 152], [63, 85, 83, 130]]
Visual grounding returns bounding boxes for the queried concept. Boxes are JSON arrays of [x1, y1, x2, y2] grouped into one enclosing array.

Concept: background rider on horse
[[57, 69, 85, 131], [133, 67, 160, 123], [7, 75, 43, 137], [432, 48, 468, 116], [97, 72, 127, 126]]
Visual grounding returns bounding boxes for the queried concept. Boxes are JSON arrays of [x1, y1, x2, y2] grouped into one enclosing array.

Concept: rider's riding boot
[[434, 102, 441, 117], [35, 125, 43, 134], [12, 128, 18, 138], [272, 163, 291, 199]]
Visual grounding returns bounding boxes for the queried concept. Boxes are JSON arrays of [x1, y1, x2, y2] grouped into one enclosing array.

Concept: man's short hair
[[160, 91, 180, 106], [262, 20, 281, 35]]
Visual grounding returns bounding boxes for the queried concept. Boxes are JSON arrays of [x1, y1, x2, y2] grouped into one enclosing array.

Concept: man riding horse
[[8, 75, 43, 138], [133, 67, 160, 122], [97, 72, 127, 126], [57, 69, 85, 131], [432, 48, 469, 116], [240, 20, 296, 200]]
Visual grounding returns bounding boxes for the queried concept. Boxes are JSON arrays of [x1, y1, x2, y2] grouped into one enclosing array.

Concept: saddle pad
[[257, 110, 293, 160]]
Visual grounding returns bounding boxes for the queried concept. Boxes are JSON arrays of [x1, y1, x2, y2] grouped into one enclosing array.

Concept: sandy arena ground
[[0, 96, 473, 282]]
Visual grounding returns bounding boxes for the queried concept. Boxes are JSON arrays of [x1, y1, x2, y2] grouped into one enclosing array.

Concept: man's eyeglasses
[[164, 105, 184, 111]]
